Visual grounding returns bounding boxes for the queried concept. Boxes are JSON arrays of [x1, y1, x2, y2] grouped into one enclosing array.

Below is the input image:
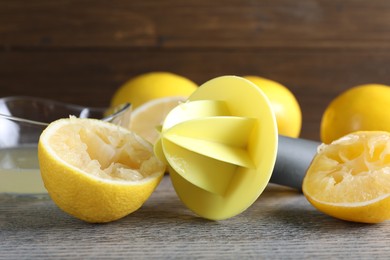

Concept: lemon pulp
[[303, 131, 390, 223], [38, 117, 165, 223]]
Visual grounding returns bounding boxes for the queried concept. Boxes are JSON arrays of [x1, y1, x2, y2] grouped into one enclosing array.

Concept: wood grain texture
[[2, 1, 390, 140], [2, 0, 390, 49], [1, 49, 390, 140], [2, 1, 390, 258], [1, 176, 390, 259]]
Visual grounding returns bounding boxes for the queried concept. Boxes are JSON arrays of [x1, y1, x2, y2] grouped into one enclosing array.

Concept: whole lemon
[[321, 84, 390, 144], [243, 76, 302, 138], [111, 72, 198, 109]]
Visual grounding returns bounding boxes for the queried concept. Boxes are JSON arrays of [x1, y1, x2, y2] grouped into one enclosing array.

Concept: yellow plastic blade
[[162, 116, 256, 168], [162, 138, 236, 196], [161, 100, 230, 130]]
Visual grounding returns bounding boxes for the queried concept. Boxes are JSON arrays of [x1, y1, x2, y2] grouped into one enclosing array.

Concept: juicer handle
[[270, 135, 320, 190]]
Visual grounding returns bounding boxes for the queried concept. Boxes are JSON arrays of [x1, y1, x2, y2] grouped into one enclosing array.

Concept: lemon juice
[[0, 145, 47, 194]]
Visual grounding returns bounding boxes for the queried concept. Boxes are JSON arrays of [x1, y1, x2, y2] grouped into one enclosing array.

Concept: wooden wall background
[[1, 0, 390, 141]]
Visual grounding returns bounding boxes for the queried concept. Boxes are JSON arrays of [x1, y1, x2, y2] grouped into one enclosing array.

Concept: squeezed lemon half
[[129, 96, 186, 144], [38, 117, 165, 223], [303, 131, 390, 223]]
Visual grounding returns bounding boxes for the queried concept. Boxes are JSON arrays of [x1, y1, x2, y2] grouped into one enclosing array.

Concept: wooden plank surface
[[1, 49, 390, 140], [2, 176, 390, 259], [1, 0, 390, 141], [2, 0, 390, 49], [2, 1, 390, 257]]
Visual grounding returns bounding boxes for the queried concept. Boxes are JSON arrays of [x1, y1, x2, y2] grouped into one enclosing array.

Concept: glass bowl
[[0, 96, 131, 196]]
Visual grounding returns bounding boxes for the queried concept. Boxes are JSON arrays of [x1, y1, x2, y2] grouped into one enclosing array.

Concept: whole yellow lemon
[[321, 84, 390, 144], [243, 76, 302, 138], [111, 72, 198, 109]]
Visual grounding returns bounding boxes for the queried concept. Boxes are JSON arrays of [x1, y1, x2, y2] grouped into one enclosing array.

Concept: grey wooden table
[[1, 176, 390, 259]]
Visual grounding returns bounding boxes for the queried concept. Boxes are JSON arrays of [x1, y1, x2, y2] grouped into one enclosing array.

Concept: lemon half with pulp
[[38, 117, 166, 223], [303, 131, 390, 223]]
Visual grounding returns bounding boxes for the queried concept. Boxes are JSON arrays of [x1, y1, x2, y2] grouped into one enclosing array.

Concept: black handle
[[270, 135, 320, 190]]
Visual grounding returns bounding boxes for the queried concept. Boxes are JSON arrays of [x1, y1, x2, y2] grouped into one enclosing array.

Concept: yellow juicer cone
[[154, 76, 279, 220]]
